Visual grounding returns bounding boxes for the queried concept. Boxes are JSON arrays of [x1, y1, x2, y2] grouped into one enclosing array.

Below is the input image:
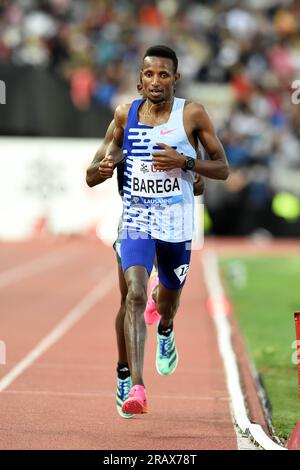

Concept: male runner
[[86, 113, 204, 418], [99, 44, 228, 416]]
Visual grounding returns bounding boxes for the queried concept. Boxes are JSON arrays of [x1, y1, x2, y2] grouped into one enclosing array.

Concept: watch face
[[186, 158, 195, 170]]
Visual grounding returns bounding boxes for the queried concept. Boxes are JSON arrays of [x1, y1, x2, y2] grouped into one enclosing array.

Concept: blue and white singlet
[[122, 97, 197, 242]]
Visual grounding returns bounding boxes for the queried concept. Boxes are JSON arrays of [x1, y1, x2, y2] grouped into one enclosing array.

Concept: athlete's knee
[[126, 282, 147, 313]]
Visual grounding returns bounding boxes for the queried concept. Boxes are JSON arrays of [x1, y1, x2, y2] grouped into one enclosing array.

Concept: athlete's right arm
[[86, 104, 129, 186], [97, 104, 129, 181], [86, 120, 115, 187], [104, 104, 129, 161]]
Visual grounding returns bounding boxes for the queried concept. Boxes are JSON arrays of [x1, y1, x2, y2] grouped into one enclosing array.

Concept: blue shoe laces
[[159, 335, 172, 359], [118, 377, 131, 400]]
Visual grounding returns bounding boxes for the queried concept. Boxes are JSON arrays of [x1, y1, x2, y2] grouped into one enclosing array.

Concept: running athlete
[[98, 44, 229, 416], [86, 120, 131, 417], [86, 111, 204, 418]]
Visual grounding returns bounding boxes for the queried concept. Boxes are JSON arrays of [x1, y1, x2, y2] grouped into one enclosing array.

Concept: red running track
[[0, 238, 237, 450]]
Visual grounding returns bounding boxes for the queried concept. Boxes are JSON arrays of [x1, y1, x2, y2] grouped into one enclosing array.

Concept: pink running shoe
[[121, 385, 148, 415], [144, 274, 160, 325]]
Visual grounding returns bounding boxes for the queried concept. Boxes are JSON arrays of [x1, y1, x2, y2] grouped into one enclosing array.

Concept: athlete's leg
[[153, 284, 182, 376], [121, 231, 156, 387], [115, 269, 132, 419], [113, 220, 129, 366], [155, 238, 191, 323], [155, 283, 182, 329], [113, 228, 133, 418], [115, 262, 128, 364], [153, 239, 191, 376], [124, 265, 149, 386]]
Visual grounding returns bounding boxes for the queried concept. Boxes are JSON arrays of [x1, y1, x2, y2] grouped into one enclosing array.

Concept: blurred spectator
[[70, 66, 95, 110]]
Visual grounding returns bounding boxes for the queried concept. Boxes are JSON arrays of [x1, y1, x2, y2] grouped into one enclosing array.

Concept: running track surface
[[0, 237, 254, 450]]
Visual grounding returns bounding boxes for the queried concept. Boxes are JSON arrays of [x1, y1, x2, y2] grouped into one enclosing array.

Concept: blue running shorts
[[120, 230, 191, 290]]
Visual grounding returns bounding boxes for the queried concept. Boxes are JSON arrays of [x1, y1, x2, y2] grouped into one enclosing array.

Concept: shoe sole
[[117, 406, 134, 419], [156, 352, 179, 376], [121, 398, 148, 415]]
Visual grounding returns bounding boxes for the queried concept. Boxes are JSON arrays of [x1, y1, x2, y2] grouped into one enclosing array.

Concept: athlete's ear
[[137, 82, 143, 94], [174, 72, 180, 93]]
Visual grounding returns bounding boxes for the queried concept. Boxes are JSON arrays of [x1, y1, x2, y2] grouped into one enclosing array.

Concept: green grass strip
[[220, 256, 300, 441]]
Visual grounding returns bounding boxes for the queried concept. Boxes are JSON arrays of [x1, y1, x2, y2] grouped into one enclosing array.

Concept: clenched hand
[[99, 154, 114, 180], [152, 143, 186, 171]]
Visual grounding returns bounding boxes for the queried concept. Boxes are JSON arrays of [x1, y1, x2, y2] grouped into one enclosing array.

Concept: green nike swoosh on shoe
[[116, 376, 134, 418], [156, 329, 179, 376]]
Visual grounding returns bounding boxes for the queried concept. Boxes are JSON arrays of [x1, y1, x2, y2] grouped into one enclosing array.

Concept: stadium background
[[1, 0, 300, 239], [0, 0, 300, 449]]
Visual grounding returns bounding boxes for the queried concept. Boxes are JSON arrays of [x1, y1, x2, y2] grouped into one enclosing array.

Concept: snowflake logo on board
[[140, 163, 149, 174]]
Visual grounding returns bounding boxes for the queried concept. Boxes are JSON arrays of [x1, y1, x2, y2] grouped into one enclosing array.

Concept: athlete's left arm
[[190, 103, 229, 180], [152, 104, 228, 180]]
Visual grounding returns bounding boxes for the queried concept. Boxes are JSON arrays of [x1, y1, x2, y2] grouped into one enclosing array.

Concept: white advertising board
[[0, 138, 123, 243]]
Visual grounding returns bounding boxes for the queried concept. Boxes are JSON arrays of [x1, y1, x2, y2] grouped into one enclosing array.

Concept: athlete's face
[[141, 56, 180, 103]]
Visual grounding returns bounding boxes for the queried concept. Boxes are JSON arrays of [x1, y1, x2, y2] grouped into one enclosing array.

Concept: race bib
[[130, 160, 183, 206]]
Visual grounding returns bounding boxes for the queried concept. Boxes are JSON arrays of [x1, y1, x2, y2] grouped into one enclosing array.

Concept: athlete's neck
[[143, 97, 174, 117]]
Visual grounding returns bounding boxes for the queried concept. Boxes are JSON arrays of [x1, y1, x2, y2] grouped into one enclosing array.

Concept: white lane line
[[2, 389, 230, 401], [201, 250, 285, 451], [0, 269, 116, 393], [0, 248, 76, 289]]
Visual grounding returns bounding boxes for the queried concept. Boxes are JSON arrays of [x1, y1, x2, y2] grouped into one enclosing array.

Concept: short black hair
[[143, 45, 178, 73]]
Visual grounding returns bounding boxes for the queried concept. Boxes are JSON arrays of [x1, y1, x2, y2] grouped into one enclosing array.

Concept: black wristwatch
[[184, 157, 195, 171]]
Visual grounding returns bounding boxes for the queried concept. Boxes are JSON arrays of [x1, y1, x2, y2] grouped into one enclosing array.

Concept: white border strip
[[0, 269, 116, 392], [201, 250, 285, 451]]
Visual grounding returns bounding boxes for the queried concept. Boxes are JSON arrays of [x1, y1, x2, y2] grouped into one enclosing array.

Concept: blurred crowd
[[1, 0, 300, 235]]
